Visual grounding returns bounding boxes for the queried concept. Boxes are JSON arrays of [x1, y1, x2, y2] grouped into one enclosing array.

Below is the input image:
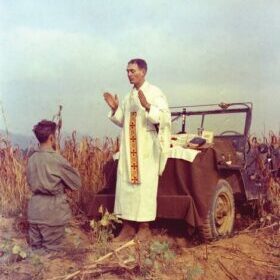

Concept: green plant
[[89, 205, 122, 257], [0, 239, 28, 262], [11, 244, 27, 259], [0, 237, 11, 253], [185, 264, 204, 280], [141, 240, 176, 277]]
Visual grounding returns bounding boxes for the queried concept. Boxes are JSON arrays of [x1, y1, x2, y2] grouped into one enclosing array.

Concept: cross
[[131, 177, 139, 184], [131, 150, 137, 156], [131, 163, 138, 169]]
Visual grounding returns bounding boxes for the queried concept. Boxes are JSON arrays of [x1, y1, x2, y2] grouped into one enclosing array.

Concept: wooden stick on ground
[[256, 222, 279, 233], [218, 259, 239, 280], [210, 244, 280, 269], [85, 239, 136, 270], [48, 239, 136, 280], [240, 221, 258, 233]]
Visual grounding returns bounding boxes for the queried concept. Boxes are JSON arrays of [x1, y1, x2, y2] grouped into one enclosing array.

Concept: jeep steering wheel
[[220, 130, 242, 136]]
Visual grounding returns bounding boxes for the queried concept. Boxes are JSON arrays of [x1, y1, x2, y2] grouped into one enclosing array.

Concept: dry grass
[[267, 178, 280, 217], [0, 133, 118, 217], [61, 132, 119, 212], [62, 132, 118, 193], [0, 137, 30, 216], [252, 132, 280, 217], [0, 131, 278, 220]]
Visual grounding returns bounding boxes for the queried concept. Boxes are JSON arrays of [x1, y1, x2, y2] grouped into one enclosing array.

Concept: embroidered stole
[[129, 112, 139, 184]]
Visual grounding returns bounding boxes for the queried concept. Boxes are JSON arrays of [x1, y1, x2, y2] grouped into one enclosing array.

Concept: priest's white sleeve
[[146, 94, 169, 125], [108, 106, 124, 127], [144, 89, 171, 175]]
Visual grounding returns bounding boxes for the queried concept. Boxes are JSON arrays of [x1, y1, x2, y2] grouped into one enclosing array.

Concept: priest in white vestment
[[104, 58, 171, 241]]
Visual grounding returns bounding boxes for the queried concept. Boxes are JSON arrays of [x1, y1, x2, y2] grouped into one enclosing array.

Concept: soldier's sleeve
[[57, 155, 82, 191]]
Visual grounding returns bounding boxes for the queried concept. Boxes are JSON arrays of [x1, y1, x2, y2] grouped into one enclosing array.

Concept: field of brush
[[0, 133, 279, 280], [0, 134, 119, 217]]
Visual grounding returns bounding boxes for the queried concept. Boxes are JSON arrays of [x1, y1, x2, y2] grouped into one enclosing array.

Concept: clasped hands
[[103, 90, 150, 112]]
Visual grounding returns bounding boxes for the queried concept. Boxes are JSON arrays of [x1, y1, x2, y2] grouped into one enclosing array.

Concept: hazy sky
[[0, 0, 279, 139]]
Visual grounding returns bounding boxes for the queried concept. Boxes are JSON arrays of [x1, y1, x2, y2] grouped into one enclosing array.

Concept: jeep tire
[[200, 179, 235, 241]]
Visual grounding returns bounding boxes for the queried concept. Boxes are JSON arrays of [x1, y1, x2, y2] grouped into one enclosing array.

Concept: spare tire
[[200, 179, 235, 241]]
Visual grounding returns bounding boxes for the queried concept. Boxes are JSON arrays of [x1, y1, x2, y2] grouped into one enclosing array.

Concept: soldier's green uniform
[[27, 147, 81, 251]]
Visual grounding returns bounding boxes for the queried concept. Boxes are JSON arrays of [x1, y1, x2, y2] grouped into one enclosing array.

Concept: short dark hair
[[33, 120, 56, 143], [128, 58, 147, 72]]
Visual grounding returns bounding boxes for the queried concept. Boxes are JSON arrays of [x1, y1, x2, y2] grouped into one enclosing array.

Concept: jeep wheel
[[200, 179, 235, 241]]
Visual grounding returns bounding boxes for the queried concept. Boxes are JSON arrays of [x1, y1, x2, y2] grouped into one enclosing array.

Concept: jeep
[[83, 102, 279, 240]]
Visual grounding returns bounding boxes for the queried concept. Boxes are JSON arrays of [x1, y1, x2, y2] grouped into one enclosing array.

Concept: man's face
[[127, 63, 146, 86]]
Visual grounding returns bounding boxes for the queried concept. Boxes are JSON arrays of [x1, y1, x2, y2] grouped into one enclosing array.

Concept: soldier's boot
[[113, 220, 136, 242], [136, 222, 152, 241]]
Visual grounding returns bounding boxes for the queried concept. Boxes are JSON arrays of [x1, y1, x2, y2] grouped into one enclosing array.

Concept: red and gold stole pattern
[[129, 112, 139, 184]]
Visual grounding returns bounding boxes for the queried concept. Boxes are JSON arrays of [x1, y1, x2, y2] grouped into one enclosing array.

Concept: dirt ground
[[0, 215, 279, 280]]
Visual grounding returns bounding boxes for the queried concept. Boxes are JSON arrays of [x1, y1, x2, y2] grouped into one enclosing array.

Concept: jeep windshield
[[170, 102, 252, 137]]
